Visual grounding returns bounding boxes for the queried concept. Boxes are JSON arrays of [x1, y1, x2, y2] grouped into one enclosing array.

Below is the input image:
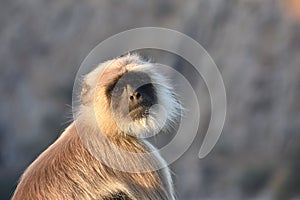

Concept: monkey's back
[[12, 123, 170, 200]]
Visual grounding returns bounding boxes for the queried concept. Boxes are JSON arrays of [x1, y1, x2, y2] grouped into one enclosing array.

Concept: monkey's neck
[[73, 110, 146, 150], [71, 113, 161, 173], [76, 105, 147, 143]]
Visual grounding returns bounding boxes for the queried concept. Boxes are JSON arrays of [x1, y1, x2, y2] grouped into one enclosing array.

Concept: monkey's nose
[[128, 85, 146, 110], [127, 85, 142, 101], [129, 92, 141, 100], [127, 84, 156, 111], [129, 91, 143, 104]]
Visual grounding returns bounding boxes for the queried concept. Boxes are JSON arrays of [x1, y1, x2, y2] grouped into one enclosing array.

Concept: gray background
[[1, 0, 300, 199]]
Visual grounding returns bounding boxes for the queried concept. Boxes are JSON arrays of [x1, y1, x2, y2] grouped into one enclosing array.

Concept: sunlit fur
[[12, 54, 180, 200]]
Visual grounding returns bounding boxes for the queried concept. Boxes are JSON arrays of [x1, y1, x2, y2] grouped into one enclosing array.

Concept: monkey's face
[[109, 72, 157, 122], [81, 55, 180, 138], [107, 70, 168, 137]]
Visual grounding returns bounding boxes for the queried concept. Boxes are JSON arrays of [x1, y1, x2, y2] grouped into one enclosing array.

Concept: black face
[[109, 72, 157, 121]]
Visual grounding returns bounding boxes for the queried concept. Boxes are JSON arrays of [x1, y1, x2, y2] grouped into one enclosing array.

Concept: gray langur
[[12, 54, 180, 200]]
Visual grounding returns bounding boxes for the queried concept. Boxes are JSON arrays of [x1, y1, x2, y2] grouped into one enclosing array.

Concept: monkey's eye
[[111, 85, 124, 97]]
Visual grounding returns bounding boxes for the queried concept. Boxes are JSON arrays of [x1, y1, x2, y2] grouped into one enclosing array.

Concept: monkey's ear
[[80, 81, 92, 106]]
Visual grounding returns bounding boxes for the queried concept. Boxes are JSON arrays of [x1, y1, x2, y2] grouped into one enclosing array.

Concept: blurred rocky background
[[1, 0, 300, 199]]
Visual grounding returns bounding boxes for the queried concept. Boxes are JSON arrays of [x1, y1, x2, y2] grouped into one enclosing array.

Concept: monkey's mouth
[[129, 106, 150, 120]]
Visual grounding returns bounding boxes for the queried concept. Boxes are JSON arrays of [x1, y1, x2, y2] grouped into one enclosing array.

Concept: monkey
[[12, 54, 181, 200]]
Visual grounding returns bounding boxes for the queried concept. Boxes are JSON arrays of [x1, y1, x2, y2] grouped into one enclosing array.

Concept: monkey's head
[[80, 54, 180, 138]]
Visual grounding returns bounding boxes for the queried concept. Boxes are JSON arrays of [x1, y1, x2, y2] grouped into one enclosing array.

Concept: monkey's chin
[[129, 107, 150, 121], [122, 116, 163, 139], [113, 105, 167, 138]]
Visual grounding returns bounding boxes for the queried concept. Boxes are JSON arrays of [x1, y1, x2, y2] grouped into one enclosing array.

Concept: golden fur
[[12, 55, 178, 200]]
